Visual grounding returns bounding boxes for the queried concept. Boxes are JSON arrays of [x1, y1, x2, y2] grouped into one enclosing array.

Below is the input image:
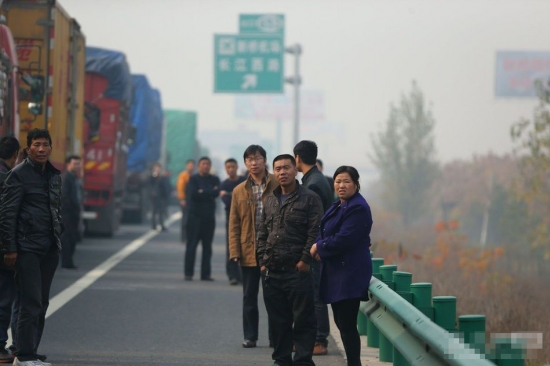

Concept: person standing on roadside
[[177, 159, 195, 242], [220, 158, 246, 285], [1, 129, 62, 366], [294, 141, 334, 356], [229, 145, 278, 348], [149, 162, 171, 231], [0, 136, 20, 364], [184, 157, 219, 281], [310, 166, 373, 366], [316, 159, 335, 199], [60, 155, 83, 269], [258, 154, 323, 366]]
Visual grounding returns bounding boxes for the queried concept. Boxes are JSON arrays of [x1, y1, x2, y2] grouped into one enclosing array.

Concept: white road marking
[[6, 211, 181, 346]]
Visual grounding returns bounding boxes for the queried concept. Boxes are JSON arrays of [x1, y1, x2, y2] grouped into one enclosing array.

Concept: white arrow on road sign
[[241, 74, 258, 90]]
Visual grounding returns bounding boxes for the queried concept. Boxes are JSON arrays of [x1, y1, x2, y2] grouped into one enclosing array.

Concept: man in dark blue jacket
[[0, 129, 62, 366], [0, 136, 20, 363], [184, 156, 220, 281], [294, 140, 334, 356]]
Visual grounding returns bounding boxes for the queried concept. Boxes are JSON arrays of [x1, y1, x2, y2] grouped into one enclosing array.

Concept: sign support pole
[[285, 43, 302, 146]]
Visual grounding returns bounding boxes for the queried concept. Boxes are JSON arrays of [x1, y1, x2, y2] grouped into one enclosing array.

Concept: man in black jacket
[[149, 162, 171, 231], [0, 129, 62, 366], [258, 154, 323, 366], [294, 140, 334, 356], [184, 156, 220, 281], [0, 136, 20, 363], [61, 155, 82, 269]]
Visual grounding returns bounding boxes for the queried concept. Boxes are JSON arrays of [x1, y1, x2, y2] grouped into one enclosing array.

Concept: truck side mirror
[[28, 102, 43, 115], [21, 74, 45, 115]]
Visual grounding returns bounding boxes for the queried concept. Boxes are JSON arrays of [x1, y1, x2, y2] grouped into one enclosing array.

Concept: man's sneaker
[[13, 358, 51, 366], [0, 348, 12, 363]]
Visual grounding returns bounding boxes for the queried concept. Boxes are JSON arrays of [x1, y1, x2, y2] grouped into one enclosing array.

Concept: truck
[[122, 74, 164, 223], [1, 0, 85, 168], [0, 16, 19, 137], [163, 109, 198, 189], [82, 47, 132, 236]]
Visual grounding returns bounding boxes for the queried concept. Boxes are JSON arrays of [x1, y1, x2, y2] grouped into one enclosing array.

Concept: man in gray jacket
[[294, 140, 334, 356]]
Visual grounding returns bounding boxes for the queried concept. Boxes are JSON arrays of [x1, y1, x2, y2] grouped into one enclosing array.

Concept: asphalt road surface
[[35, 209, 347, 366]]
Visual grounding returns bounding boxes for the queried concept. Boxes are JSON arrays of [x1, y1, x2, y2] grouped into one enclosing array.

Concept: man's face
[[152, 164, 162, 176], [67, 158, 82, 175], [244, 153, 265, 176], [26, 137, 52, 165], [273, 159, 297, 187], [198, 159, 211, 175], [186, 161, 195, 173], [225, 162, 238, 178]]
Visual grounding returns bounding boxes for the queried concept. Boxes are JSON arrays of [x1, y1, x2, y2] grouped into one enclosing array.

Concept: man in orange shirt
[[176, 159, 195, 243]]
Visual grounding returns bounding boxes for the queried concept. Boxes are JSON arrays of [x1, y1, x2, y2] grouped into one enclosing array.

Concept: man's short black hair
[[243, 145, 266, 161], [0, 136, 20, 159], [225, 158, 238, 165], [65, 155, 81, 164], [198, 156, 211, 164], [273, 154, 296, 167], [27, 128, 52, 148], [316, 159, 323, 168], [293, 140, 317, 165]]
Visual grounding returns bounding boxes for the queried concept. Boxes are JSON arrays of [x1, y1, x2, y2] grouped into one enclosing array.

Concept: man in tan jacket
[[229, 145, 278, 348]]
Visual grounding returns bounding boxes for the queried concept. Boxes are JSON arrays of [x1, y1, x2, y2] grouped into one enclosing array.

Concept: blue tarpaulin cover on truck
[[127, 74, 163, 172], [85, 47, 132, 103]]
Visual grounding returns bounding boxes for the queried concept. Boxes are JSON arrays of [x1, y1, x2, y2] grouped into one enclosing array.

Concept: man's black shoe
[[0, 348, 13, 363], [37, 354, 47, 362], [184, 276, 193, 281], [242, 339, 256, 348], [201, 277, 215, 281], [229, 278, 239, 285]]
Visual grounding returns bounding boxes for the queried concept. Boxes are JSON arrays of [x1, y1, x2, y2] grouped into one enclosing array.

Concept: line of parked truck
[[0, 0, 198, 236]]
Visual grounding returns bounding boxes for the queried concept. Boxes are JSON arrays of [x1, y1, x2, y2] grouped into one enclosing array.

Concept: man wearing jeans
[[1, 129, 62, 366]]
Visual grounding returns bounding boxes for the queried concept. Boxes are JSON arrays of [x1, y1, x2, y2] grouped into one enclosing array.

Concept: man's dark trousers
[[0, 269, 17, 350], [263, 269, 316, 366], [15, 245, 58, 362], [225, 211, 241, 282], [184, 214, 215, 279], [151, 200, 166, 229], [241, 266, 260, 341], [311, 260, 329, 346], [180, 205, 188, 242]]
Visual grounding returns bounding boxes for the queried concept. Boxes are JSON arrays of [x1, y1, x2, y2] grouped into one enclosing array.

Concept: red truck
[[82, 47, 133, 236], [0, 17, 19, 137]]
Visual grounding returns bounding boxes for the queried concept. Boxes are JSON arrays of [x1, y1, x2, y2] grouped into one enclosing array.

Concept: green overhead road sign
[[214, 33, 284, 93], [239, 14, 285, 36]]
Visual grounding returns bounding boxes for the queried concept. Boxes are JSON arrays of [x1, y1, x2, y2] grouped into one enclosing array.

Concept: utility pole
[[285, 44, 302, 146]]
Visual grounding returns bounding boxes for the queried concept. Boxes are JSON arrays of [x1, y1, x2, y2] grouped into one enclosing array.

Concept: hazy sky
[[61, 0, 548, 178]]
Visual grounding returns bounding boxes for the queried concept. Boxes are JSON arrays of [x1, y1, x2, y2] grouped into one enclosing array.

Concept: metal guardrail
[[361, 277, 497, 366], [357, 259, 528, 366]]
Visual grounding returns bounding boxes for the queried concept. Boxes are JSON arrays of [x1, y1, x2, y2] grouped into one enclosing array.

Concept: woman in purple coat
[[310, 166, 372, 366]]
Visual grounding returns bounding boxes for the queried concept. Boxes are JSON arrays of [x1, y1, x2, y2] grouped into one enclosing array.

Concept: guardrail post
[[410, 282, 434, 321], [392, 271, 413, 366], [357, 311, 368, 336], [379, 264, 397, 290], [433, 296, 457, 331], [493, 337, 525, 366], [366, 258, 384, 348], [458, 314, 486, 355], [378, 264, 397, 362]]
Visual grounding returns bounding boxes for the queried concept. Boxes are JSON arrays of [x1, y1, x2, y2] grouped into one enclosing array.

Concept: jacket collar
[[26, 157, 61, 175], [0, 159, 10, 172], [246, 170, 273, 188], [301, 165, 319, 182], [273, 179, 301, 198]]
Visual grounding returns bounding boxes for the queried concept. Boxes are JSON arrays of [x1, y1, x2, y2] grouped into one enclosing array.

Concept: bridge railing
[[357, 260, 526, 366]]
